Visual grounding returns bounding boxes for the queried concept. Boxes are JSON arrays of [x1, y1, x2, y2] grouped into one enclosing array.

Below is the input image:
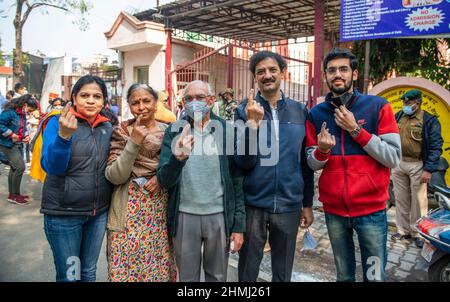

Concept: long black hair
[[2, 94, 38, 111]]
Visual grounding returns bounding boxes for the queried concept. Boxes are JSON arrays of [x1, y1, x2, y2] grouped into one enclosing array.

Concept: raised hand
[[174, 124, 194, 161], [58, 102, 77, 140], [317, 122, 336, 153], [334, 105, 358, 132], [130, 115, 149, 145], [245, 89, 264, 129]]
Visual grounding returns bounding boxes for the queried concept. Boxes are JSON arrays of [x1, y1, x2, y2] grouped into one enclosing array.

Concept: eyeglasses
[[184, 94, 208, 102], [326, 66, 351, 75]]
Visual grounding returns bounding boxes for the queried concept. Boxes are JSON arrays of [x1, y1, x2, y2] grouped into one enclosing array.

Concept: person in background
[[0, 90, 7, 114], [0, 94, 38, 204], [109, 95, 120, 117], [176, 89, 185, 120], [159, 90, 170, 110], [221, 88, 238, 122], [14, 83, 27, 98], [26, 105, 41, 161], [46, 98, 65, 113], [391, 89, 443, 248], [6, 90, 15, 101], [155, 90, 176, 124], [0, 90, 9, 168], [40, 75, 113, 282]]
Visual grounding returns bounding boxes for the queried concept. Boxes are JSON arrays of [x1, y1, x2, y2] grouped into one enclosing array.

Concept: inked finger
[[181, 123, 191, 138], [247, 89, 255, 104], [61, 101, 71, 116]]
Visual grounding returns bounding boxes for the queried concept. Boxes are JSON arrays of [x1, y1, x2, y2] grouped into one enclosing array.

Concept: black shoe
[[391, 233, 412, 241], [415, 237, 424, 248]]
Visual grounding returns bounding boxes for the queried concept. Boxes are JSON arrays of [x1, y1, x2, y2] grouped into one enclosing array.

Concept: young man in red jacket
[[306, 48, 401, 282]]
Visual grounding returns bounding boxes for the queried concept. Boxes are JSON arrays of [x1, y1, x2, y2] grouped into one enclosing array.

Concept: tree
[[10, 0, 91, 82], [353, 38, 450, 90]]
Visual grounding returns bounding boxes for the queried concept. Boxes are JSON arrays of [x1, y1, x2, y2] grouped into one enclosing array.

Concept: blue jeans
[[44, 210, 108, 282], [325, 210, 387, 282]]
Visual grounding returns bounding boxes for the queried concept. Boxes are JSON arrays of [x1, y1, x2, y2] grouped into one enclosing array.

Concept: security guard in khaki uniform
[[391, 89, 443, 248]]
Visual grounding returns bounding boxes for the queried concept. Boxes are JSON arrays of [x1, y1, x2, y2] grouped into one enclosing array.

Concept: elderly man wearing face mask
[[391, 89, 443, 248], [157, 80, 245, 282]]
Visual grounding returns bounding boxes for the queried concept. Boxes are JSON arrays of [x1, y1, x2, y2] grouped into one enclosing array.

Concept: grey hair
[[184, 80, 214, 96], [126, 83, 158, 103]]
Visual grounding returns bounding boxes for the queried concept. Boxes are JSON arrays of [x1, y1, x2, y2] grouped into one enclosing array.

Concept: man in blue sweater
[[234, 51, 314, 282]]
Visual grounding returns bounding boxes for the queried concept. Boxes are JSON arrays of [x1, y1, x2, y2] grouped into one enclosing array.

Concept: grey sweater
[[179, 125, 224, 215]]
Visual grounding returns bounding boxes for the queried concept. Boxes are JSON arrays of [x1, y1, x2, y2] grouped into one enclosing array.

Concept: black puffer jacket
[[40, 114, 113, 216]]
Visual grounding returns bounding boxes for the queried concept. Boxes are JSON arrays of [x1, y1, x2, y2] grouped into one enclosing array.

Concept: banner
[[340, 0, 450, 41]]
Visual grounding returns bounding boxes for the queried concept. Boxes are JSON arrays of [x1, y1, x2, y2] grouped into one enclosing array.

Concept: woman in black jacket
[[40, 75, 113, 282]]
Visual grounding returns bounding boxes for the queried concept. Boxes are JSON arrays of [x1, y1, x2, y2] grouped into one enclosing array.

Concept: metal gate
[[168, 43, 312, 108]]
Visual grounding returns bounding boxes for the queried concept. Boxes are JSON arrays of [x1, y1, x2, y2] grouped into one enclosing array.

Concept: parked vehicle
[[415, 184, 450, 282]]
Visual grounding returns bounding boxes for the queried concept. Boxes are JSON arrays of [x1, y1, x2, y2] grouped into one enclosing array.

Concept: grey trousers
[[0, 144, 25, 195], [173, 212, 228, 282]]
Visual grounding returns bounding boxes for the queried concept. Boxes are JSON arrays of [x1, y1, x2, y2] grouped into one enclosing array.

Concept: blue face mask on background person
[[402, 105, 416, 116], [185, 100, 210, 121]]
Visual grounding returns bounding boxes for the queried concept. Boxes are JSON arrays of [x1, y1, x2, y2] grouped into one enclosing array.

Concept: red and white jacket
[[306, 91, 401, 217]]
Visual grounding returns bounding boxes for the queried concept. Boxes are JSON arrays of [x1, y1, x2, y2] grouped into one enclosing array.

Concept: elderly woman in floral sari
[[105, 83, 176, 282]]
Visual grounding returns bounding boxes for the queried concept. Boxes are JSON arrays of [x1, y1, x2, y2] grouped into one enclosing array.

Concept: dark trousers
[[0, 144, 25, 195], [238, 205, 301, 282]]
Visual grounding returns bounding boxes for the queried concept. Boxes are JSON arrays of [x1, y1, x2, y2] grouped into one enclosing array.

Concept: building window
[[134, 66, 149, 85]]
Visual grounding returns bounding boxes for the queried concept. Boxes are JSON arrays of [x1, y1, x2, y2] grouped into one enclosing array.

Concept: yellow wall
[[380, 87, 450, 185]]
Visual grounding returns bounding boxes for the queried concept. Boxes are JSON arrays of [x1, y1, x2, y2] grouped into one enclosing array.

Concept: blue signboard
[[340, 0, 450, 41]]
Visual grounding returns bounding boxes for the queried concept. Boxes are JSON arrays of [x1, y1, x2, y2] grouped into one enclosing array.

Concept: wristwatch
[[349, 125, 361, 138]]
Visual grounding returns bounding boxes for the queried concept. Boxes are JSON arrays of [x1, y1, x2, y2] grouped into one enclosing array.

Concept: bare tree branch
[[21, 2, 69, 28]]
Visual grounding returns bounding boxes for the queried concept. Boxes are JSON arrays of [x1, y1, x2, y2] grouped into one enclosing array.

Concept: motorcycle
[[415, 183, 450, 281]]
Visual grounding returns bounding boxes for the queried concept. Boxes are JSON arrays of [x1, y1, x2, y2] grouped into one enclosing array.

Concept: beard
[[327, 77, 353, 95]]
